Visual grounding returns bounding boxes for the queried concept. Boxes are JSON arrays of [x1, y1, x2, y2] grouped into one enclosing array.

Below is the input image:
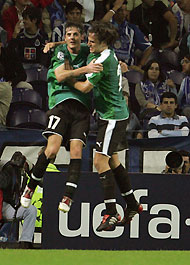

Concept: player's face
[[88, 33, 106, 53], [181, 57, 190, 74], [161, 97, 177, 117], [65, 27, 82, 52], [66, 8, 82, 22], [147, 62, 160, 82]]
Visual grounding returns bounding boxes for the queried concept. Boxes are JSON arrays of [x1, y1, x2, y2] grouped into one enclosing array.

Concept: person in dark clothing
[[0, 151, 37, 249], [0, 42, 28, 88]]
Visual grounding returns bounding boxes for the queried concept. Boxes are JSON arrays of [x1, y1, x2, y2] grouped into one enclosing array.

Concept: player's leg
[[58, 100, 90, 213], [109, 154, 143, 225], [58, 140, 83, 212], [94, 119, 122, 232], [21, 134, 62, 208]]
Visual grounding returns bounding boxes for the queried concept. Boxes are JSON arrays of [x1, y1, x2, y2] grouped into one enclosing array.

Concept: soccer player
[[20, 21, 102, 212], [71, 21, 143, 231]]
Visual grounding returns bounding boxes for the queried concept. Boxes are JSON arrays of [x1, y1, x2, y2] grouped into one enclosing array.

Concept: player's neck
[[68, 46, 80, 55]]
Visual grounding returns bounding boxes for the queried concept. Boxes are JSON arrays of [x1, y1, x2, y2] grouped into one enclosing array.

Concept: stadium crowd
[[0, 0, 190, 248]]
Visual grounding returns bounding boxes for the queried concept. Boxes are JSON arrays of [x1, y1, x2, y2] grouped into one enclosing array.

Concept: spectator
[[130, 0, 178, 50], [0, 33, 32, 89], [172, 0, 190, 42], [177, 54, 190, 118], [178, 31, 190, 61], [123, 90, 143, 139], [0, 82, 12, 130], [0, 151, 37, 249], [77, 0, 95, 22], [51, 1, 90, 43], [102, 0, 152, 72], [46, 0, 67, 30], [148, 91, 190, 138], [2, 0, 31, 42], [135, 59, 177, 131], [9, 6, 49, 67]]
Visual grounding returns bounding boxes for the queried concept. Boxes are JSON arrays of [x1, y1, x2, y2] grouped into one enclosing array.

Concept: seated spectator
[[0, 151, 37, 249], [0, 34, 32, 89], [46, 0, 67, 30], [172, 0, 190, 42], [123, 90, 143, 139], [0, 82, 12, 130], [178, 32, 190, 62], [135, 59, 177, 129], [130, 0, 178, 50], [102, 0, 152, 72], [9, 6, 49, 67], [178, 54, 190, 118], [148, 91, 190, 138], [2, 0, 31, 42], [51, 1, 89, 43]]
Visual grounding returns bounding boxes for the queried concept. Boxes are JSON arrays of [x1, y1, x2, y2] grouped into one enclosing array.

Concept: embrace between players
[[20, 21, 143, 232]]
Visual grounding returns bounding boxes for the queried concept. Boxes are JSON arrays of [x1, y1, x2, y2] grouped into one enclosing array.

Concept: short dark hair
[[160, 91, 177, 104], [143, 59, 166, 82], [65, 2, 83, 14], [65, 21, 84, 35], [88, 21, 119, 46], [22, 6, 42, 26]]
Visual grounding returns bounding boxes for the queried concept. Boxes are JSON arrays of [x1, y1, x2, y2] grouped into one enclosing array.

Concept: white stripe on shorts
[[66, 182, 77, 188], [103, 120, 116, 154]]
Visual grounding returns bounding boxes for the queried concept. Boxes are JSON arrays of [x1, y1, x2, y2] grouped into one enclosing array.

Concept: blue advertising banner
[[42, 172, 190, 250]]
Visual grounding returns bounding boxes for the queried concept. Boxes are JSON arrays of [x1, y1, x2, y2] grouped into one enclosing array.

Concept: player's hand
[[119, 61, 129, 73], [86, 59, 103, 73], [43, 42, 55, 53]]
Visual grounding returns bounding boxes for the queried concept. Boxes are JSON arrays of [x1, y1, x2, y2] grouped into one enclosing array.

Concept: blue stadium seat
[[7, 109, 47, 130], [11, 88, 43, 110]]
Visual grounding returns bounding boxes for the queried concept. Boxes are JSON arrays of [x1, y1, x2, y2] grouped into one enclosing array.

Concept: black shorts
[[43, 99, 90, 150], [95, 118, 128, 157]]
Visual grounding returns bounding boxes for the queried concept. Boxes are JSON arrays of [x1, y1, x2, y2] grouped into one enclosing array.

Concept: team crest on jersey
[[57, 51, 65, 60], [35, 39, 40, 47]]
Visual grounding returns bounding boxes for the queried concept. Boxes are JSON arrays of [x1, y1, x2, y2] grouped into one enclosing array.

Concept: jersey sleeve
[[86, 70, 104, 86], [50, 45, 66, 70]]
